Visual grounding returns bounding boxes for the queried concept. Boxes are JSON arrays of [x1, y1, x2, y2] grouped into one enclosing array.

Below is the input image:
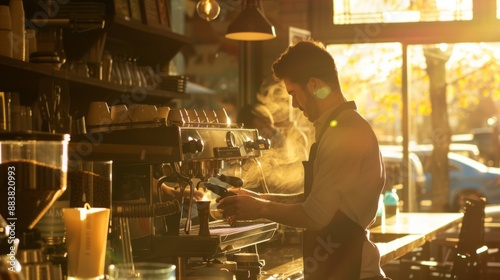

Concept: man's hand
[[226, 187, 261, 198], [160, 183, 205, 201], [216, 195, 268, 224]]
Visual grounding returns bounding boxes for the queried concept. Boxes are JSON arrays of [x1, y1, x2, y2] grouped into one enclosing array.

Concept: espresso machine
[[69, 107, 278, 279]]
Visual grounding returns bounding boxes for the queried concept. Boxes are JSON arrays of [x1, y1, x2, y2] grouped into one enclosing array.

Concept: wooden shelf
[[0, 56, 190, 106], [109, 16, 191, 48], [105, 16, 192, 66], [4, 1, 195, 128]]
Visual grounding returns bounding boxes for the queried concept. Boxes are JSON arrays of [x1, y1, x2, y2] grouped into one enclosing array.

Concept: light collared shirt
[[302, 105, 387, 278]]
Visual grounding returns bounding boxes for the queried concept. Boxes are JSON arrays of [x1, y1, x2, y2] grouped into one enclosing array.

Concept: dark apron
[[302, 101, 367, 280]]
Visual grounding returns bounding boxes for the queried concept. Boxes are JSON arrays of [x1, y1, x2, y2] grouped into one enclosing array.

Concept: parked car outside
[[452, 128, 500, 167], [414, 150, 500, 211], [382, 142, 481, 161], [381, 144, 500, 211], [380, 149, 427, 211], [431, 143, 480, 162]]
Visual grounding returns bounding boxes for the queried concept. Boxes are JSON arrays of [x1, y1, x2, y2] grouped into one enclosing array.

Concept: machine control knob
[[226, 131, 236, 147], [245, 137, 271, 151], [182, 137, 204, 154]]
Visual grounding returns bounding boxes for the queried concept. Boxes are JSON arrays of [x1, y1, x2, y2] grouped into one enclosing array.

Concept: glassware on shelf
[[87, 62, 102, 80], [74, 60, 90, 78], [65, 60, 90, 78], [101, 51, 113, 82], [116, 55, 132, 86], [127, 57, 143, 88], [54, 28, 66, 65], [140, 66, 158, 90], [111, 59, 123, 85]]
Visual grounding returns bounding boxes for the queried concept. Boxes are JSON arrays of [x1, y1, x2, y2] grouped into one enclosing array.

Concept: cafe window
[[326, 42, 403, 143], [327, 42, 500, 145], [409, 42, 500, 145], [327, 41, 500, 210], [498, 0, 500, 18], [333, 0, 473, 24]]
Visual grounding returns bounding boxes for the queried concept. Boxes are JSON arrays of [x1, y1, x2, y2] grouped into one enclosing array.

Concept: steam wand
[[156, 162, 192, 234], [245, 136, 271, 193], [251, 158, 270, 193], [183, 180, 196, 234]]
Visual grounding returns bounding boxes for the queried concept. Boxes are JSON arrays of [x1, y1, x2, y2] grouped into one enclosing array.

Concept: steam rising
[[240, 79, 315, 194]]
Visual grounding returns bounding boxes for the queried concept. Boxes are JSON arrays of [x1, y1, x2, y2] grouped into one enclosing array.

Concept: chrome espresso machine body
[[69, 109, 278, 277]]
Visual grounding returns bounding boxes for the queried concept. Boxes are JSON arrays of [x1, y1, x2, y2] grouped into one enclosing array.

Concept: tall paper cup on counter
[[63, 204, 110, 279]]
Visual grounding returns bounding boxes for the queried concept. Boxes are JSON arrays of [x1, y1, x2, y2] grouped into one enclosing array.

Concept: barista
[[217, 39, 390, 280]]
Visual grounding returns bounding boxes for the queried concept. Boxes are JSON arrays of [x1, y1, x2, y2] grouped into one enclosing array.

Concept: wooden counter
[[260, 212, 463, 279]]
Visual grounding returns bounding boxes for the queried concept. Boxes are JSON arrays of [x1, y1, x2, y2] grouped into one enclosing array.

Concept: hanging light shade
[[225, 0, 276, 41]]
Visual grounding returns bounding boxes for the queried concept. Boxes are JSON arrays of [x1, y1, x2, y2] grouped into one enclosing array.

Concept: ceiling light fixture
[[196, 0, 221, 22], [225, 0, 276, 41]]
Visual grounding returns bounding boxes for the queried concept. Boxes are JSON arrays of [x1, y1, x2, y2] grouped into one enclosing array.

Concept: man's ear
[[305, 78, 316, 96], [307, 77, 323, 97]]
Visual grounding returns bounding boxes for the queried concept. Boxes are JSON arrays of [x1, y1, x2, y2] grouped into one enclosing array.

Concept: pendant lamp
[[225, 0, 276, 41]]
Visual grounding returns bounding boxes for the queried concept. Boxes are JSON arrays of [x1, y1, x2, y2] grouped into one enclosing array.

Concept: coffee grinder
[[0, 132, 70, 280]]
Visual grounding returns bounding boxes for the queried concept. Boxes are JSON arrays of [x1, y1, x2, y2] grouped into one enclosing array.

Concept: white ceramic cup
[[157, 106, 170, 124], [167, 109, 184, 126], [195, 109, 209, 125], [129, 104, 158, 123], [86, 102, 111, 129], [110, 104, 130, 124], [205, 110, 217, 125], [214, 108, 230, 126], [185, 109, 200, 126]]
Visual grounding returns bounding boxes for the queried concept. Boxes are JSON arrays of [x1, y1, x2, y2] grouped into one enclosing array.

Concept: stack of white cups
[[9, 0, 25, 61], [0, 5, 13, 58]]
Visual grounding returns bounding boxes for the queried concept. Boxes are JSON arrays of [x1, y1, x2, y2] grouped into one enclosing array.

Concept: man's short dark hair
[[272, 39, 342, 93]]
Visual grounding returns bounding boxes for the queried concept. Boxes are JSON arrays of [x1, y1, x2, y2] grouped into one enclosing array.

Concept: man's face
[[283, 78, 319, 122]]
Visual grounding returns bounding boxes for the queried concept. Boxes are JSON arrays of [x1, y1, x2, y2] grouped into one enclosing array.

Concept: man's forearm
[[260, 192, 304, 203], [257, 200, 321, 229]]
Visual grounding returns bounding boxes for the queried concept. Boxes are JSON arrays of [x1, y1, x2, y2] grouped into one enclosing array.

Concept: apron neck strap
[[308, 101, 357, 162], [317, 101, 357, 141]]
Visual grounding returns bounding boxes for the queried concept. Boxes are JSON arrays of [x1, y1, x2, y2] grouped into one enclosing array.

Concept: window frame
[[311, 0, 500, 45]]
